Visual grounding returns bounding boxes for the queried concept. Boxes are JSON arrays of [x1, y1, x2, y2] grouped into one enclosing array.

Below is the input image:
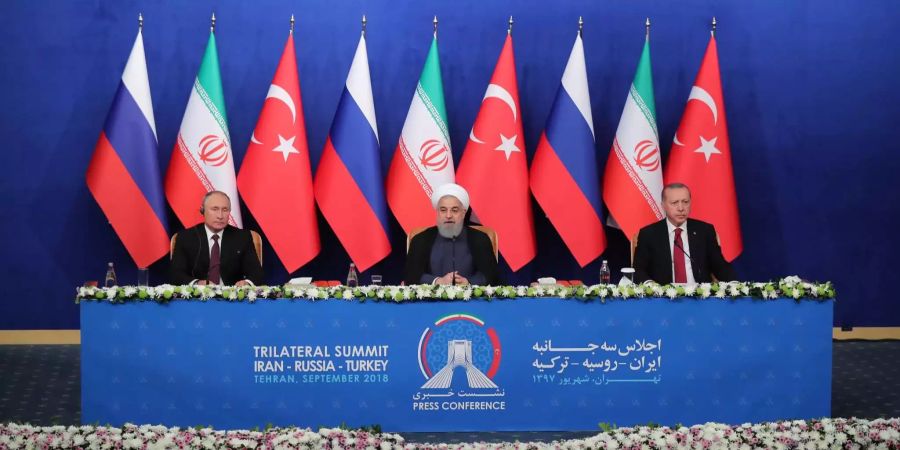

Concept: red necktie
[[208, 234, 221, 284], [673, 227, 687, 283]]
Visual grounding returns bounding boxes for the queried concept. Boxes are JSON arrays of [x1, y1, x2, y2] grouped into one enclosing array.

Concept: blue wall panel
[[0, 0, 897, 328]]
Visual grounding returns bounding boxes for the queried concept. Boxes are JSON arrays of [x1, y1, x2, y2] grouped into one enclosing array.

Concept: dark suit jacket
[[404, 226, 500, 285], [633, 218, 736, 284], [169, 224, 265, 285]]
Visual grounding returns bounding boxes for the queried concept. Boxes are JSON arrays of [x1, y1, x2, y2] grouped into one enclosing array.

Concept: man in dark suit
[[170, 191, 264, 286], [404, 183, 500, 285], [633, 183, 736, 284]]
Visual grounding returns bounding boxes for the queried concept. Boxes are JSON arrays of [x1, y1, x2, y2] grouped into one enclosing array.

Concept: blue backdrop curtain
[[0, 0, 897, 328]]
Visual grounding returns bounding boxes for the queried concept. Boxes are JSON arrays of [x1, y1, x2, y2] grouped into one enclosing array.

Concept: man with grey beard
[[403, 183, 500, 285]]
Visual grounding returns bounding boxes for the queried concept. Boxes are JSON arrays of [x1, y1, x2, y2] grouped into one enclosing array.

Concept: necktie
[[673, 227, 687, 283], [208, 234, 221, 284]]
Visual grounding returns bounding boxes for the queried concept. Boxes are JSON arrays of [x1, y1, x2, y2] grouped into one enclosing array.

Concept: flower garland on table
[[75, 276, 834, 304], [1, 418, 898, 449]]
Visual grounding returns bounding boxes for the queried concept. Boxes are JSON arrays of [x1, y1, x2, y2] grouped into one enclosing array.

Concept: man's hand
[[435, 272, 469, 285], [452, 273, 470, 285], [435, 272, 456, 285], [195, 280, 209, 286], [235, 280, 251, 287]]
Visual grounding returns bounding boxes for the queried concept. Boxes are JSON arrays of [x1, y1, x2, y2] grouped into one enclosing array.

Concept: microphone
[[450, 236, 456, 286]]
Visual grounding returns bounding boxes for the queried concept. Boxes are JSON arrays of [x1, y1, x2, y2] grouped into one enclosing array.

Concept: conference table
[[80, 284, 832, 431]]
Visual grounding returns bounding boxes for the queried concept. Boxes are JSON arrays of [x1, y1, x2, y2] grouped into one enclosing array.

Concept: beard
[[437, 221, 464, 239]]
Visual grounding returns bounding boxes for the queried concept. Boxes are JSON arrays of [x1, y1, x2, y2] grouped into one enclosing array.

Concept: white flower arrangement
[[75, 277, 836, 304], [2, 418, 897, 449]]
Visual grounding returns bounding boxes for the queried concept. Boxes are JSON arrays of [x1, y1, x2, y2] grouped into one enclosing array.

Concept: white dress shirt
[[666, 219, 695, 284], [199, 225, 254, 286], [204, 226, 223, 258], [199, 226, 224, 285]]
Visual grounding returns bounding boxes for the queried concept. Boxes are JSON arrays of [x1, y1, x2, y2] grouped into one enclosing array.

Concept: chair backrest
[[471, 225, 499, 262], [406, 225, 499, 262], [249, 230, 263, 265], [170, 230, 263, 265], [630, 232, 639, 266]]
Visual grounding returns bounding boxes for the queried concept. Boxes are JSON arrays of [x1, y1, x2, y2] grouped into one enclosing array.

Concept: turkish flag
[[665, 35, 742, 261], [237, 34, 320, 272], [456, 34, 536, 271]]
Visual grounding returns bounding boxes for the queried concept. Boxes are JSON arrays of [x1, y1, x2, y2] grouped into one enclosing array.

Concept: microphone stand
[[451, 236, 456, 286], [674, 238, 700, 279]]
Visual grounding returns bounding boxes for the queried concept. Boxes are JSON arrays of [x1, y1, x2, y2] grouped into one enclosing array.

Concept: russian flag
[[86, 29, 169, 269], [530, 32, 606, 267], [314, 33, 390, 272]]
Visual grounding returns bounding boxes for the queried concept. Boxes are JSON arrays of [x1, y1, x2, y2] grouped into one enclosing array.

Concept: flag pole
[[138, 12, 143, 31], [646, 17, 651, 39], [508, 15, 514, 35], [290, 14, 295, 35], [210, 13, 216, 33], [433, 15, 438, 37], [711, 16, 717, 37], [578, 16, 583, 37], [361, 14, 367, 37]]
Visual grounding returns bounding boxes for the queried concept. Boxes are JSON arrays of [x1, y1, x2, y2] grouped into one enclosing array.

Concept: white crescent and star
[[250, 84, 300, 162], [272, 135, 300, 162], [672, 86, 722, 163], [468, 84, 521, 160], [687, 86, 718, 124], [495, 133, 520, 160], [694, 135, 721, 163]]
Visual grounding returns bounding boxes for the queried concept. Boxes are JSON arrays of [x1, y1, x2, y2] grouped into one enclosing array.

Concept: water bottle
[[599, 260, 610, 285], [104, 262, 118, 287], [346, 263, 359, 287]]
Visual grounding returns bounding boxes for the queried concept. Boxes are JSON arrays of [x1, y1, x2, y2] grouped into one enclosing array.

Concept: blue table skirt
[[81, 297, 832, 431]]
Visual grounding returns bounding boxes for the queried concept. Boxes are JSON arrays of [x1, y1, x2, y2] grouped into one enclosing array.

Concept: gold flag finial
[[138, 13, 143, 31], [362, 14, 367, 36], [578, 16, 583, 36], [210, 13, 216, 33], [646, 17, 651, 39], [712, 16, 717, 36], [433, 15, 438, 35], [508, 16, 514, 35], [290, 14, 295, 34]]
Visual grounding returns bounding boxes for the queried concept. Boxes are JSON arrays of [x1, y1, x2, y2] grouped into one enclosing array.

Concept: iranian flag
[[165, 32, 242, 228], [386, 35, 454, 234], [602, 36, 663, 241]]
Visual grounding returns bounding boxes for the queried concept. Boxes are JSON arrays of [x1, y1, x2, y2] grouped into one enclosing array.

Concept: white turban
[[431, 183, 470, 210]]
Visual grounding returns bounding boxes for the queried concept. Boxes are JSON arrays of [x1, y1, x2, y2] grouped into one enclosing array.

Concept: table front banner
[[81, 297, 832, 431]]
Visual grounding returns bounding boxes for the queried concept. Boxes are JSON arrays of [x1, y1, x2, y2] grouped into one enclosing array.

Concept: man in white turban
[[403, 183, 499, 285]]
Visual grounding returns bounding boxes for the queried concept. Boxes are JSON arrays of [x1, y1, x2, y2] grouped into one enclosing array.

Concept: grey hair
[[661, 183, 691, 201], [200, 190, 231, 211]]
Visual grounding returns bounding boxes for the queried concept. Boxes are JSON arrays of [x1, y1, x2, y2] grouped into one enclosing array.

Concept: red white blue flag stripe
[[314, 34, 390, 272], [530, 33, 606, 267], [86, 30, 169, 268]]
